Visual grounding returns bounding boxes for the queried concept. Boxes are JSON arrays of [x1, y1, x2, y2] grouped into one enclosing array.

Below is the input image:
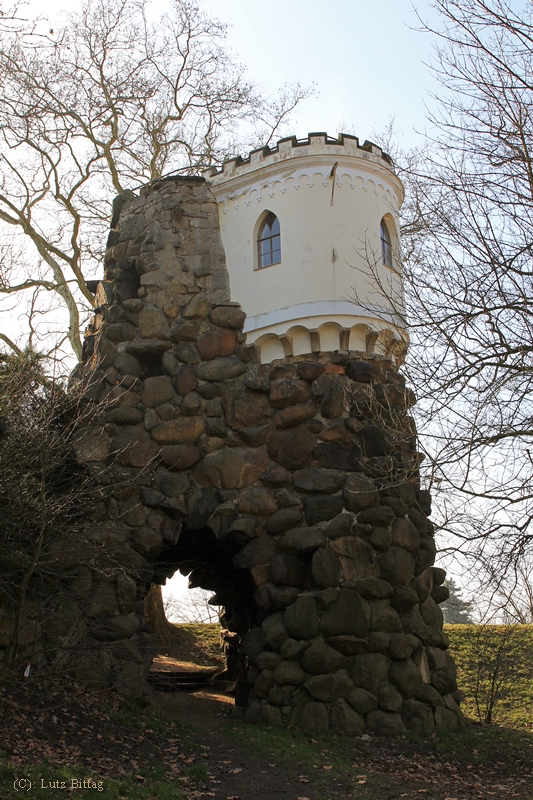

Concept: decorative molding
[[243, 300, 405, 333], [216, 165, 399, 213]]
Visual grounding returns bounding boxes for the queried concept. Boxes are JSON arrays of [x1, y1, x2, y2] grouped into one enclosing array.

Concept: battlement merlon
[[203, 132, 403, 203]]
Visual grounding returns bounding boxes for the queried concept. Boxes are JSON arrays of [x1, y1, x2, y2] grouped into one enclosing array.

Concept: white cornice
[[243, 300, 405, 333]]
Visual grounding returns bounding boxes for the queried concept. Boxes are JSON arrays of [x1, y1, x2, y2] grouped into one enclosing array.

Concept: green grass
[[446, 623, 533, 729]]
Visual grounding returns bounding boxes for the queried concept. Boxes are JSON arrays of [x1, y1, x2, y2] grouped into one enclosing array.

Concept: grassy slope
[[446, 623, 533, 729]]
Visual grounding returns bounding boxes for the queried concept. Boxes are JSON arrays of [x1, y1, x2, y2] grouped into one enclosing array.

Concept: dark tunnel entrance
[[145, 523, 256, 705]]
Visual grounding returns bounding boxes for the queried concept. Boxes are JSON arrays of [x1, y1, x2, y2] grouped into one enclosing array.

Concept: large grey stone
[[151, 416, 205, 444], [256, 704, 282, 726], [141, 375, 175, 407], [312, 548, 340, 588], [284, 596, 320, 640], [325, 512, 353, 539], [233, 534, 278, 569], [262, 613, 289, 650], [209, 305, 246, 329], [305, 670, 354, 702], [320, 589, 370, 638], [303, 495, 344, 525], [401, 699, 435, 735], [194, 447, 270, 489], [378, 683, 403, 712], [196, 357, 246, 382], [266, 506, 303, 534], [388, 633, 417, 661], [274, 660, 306, 686], [376, 546, 416, 586], [294, 468, 345, 494], [434, 706, 459, 733], [358, 506, 395, 527], [110, 426, 160, 467], [279, 525, 326, 554], [354, 577, 393, 599], [346, 687, 378, 714], [347, 653, 390, 694], [280, 639, 311, 660], [138, 305, 170, 339], [270, 554, 305, 587], [297, 701, 330, 732], [269, 378, 310, 408], [267, 427, 316, 470], [330, 699, 366, 734], [301, 640, 346, 674], [238, 487, 277, 516], [419, 595, 444, 631], [367, 710, 405, 735], [389, 658, 422, 698], [370, 600, 402, 633]]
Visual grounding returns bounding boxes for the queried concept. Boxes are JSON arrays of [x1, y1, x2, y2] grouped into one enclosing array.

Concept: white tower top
[[205, 132, 407, 364]]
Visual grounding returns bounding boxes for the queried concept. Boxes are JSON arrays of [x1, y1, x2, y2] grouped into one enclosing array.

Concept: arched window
[[380, 218, 393, 267], [257, 213, 281, 268]]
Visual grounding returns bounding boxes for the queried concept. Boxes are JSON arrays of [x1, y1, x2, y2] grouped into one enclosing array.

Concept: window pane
[[271, 248, 281, 263], [271, 217, 280, 236]]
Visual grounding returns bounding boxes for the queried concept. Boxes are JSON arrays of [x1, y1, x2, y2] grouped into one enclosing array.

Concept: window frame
[[380, 218, 393, 268], [257, 212, 281, 269]]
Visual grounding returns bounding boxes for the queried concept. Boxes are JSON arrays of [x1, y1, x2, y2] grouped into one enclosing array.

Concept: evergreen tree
[[442, 578, 475, 624]]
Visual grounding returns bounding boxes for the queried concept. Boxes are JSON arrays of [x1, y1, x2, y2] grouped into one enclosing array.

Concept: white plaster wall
[[207, 135, 407, 359]]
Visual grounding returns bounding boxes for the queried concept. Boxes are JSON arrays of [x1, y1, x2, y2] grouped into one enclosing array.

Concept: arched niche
[[287, 325, 312, 356], [318, 322, 342, 352], [256, 334, 285, 364], [349, 324, 369, 352]]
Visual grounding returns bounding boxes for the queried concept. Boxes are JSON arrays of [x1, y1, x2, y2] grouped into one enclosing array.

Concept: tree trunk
[[143, 585, 176, 640]]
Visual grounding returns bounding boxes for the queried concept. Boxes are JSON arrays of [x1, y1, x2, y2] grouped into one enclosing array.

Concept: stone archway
[[64, 176, 462, 735]]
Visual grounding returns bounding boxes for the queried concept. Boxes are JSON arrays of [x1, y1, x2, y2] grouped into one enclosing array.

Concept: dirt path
[[154, 689, 533, 800]]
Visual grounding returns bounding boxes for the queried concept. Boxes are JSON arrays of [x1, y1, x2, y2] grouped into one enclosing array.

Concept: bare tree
[[359, 1, 533, 582], [0, 0, 310, 358]]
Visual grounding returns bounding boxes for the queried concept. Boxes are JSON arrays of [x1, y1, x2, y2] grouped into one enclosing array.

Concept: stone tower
[[62, 132, 461, 735]]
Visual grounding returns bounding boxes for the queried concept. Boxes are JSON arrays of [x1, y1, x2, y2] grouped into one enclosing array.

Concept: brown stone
[[141, 375, 175, 407], [265, 506, 303, 534], [232, 390, 275, 428], [238, 423, 275, 447], [183, 294, 211, 320], [270, 554, 305, 586], [267, 427, 316, 470], [238, 487, 277, 516], [391, 517, 421, 551], [160, 445, 200, 470], [233, 534, 278, 569], [194, 446, 270, 489], [329, 536, 375, 581], [326, 636, 369, 656], [196, 328, 237, 360], [261, 464, 293, 488], [170, 320, 201, 342], [269, 378, 310, 409], [294, 468, 345, 493], [138, 305, 170, 339], [274, 401, 317, 428], [297, 362, 326, 382], [317, 419, 352, 442], [110, 426, 160, 467], [151, 416, 205, 444], [105, 407, 143, 425], [342, 474, 379, 510], [181, 391, 207, 416], [376, 546, 416, 586], [174, 364, 198, 395], [209, 305, 246, 329]]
